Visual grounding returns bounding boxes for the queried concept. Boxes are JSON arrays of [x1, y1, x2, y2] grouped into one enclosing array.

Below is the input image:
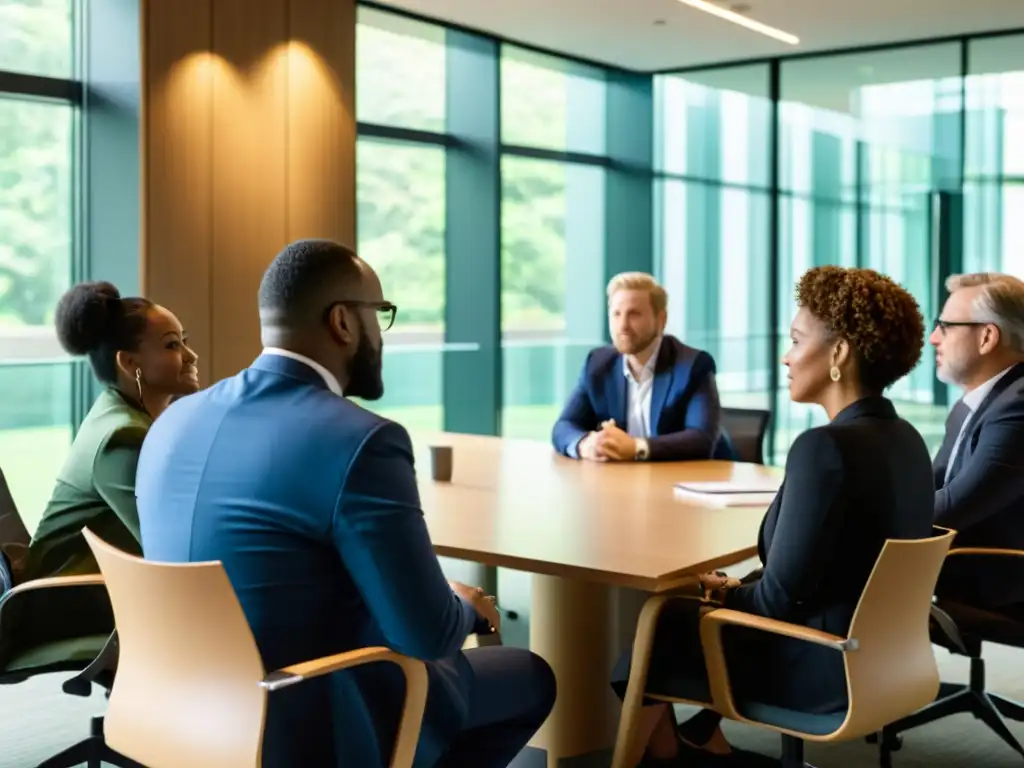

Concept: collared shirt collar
[[622, 336, 663, 382], [962, 365, 1015, 413], [262, 347, 343, 396]]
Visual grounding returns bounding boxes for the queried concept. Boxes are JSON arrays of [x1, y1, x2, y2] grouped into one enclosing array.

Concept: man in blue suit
[[136, 240, 556, 767], [552, 272, 730, 462]]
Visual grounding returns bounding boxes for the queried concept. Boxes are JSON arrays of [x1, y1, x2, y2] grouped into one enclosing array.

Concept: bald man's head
[[258, 239, 387, 400]]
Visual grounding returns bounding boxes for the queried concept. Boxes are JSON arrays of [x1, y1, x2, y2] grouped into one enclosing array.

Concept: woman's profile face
[[134, 305, 200, 396], [782, 306, 834, 404]]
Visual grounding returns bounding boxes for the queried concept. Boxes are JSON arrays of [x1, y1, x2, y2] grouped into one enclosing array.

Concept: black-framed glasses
[[327, 301, 398, 331], [933, 318, 986, 336]]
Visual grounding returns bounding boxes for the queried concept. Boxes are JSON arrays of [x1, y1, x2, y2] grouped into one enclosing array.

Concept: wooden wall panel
[[142, 0, 356, 384], [209, 0, 289, 382], [141, 0, 214, 378], [287, 0, 357, 247]]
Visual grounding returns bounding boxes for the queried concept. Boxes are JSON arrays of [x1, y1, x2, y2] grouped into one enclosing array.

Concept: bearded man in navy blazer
[[136, 240, 555, 767], [552, 272, 731, 462]]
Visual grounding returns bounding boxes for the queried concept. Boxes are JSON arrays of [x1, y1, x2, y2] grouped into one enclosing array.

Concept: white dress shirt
[[623, 337, 662, 439], [944, 365, 1015, 483], [262, 347, 343, 396]]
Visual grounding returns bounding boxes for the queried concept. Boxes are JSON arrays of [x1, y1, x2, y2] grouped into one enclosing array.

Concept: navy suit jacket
[[136, 354, 478, 768], [551, 335, 731, 461], [933, 363, 1024, 609]]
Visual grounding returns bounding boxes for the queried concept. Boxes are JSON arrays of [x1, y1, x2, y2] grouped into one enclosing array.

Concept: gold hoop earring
[[829, 366, 841, 382], [135, 368, 144, 401]]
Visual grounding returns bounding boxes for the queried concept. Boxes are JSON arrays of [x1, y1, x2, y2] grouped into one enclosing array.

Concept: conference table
[[412, 432, 782, 767]]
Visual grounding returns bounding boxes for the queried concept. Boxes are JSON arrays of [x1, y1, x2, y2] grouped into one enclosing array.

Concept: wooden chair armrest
[[947, 547, 1024, 558], [699, 609, 855, 721], [262, 647, 427, 768]]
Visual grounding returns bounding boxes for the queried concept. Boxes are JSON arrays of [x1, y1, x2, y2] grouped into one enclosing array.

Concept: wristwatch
[[634, 438, 650, 461]]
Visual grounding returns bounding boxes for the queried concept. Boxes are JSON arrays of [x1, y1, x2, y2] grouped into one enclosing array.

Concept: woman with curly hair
[[611, 266, 935, 767]]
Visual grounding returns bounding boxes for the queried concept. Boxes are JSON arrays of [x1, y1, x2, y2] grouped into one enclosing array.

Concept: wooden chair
[[721, 408, 771, 465], [611, 527, 955, 768], [875, 546, 1024, 765], [82, 528, 429, 768]]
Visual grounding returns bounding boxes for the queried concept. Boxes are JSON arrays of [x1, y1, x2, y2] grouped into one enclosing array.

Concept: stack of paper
[[673, 479, 780, 508]]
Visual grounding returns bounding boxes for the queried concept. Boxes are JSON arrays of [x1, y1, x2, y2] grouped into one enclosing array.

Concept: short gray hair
[[946, 272, 1024, 353], [606, 272, 668, 315]]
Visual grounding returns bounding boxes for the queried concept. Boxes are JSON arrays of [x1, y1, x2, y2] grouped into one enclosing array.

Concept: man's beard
[[615, 330, 658, 356], [344, 328, 384, 400]]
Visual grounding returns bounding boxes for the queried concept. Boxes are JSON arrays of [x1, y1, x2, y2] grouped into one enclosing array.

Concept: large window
[[0, 0, 74, 79], [964, 35, 1024, 276], [500, 157, 606, 439], [654, 66, 772, 413], [356, 6, 446, 132], [776, 45, 960, 454], [355, 138, 446, 431], [501, 47, 606, 155], [0, 93, 76, 528]]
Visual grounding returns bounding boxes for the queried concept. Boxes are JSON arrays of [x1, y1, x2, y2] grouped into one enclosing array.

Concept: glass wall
[[654, 66, 772, 414], [656, 33, 1022, 462], [356, 14, 631, 442], [0, 1, 77, 531], [499, 48, 608, 440], [355, 7, 448, 429]]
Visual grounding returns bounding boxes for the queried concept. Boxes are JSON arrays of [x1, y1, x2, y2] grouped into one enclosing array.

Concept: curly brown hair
[[796, 266, 925, 393]]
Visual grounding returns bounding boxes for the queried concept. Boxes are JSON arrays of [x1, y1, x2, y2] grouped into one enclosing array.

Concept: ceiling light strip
[[676, 0, 800, 45]]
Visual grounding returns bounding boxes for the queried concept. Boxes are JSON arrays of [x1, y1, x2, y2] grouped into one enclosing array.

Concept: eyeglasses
[[327, 301, 398, 331], [933, 318, 986, 336]]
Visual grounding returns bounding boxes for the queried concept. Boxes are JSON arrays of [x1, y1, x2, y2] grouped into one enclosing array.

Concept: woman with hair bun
[[18, 282, 199, 582], [611, 267, 937, 767]]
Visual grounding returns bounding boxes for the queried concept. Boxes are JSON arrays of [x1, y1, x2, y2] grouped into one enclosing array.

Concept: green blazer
[[22, 388, 152, 581]]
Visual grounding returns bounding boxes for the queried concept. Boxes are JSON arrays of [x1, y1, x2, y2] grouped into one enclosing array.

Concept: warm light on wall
[[674, 0, 799, 45]]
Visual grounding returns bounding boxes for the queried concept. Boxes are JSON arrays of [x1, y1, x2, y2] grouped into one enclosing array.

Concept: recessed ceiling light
[[675, 0, 799, 45]]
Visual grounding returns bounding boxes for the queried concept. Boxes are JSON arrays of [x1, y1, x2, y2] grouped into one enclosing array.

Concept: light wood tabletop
[[414, 433, 781, 591], [410, 433, 783, 767]]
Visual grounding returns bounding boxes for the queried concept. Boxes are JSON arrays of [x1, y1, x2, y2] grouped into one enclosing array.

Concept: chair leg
[[35, 716, 105, 768], [781, 735, 810, 768], [972, 693, 1024, 757], [887, 687, 974, 733], [990, 693, 1024, 722]]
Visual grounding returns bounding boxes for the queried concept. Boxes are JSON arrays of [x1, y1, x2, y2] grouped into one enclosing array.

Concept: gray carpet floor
[[4, 567, 1024, 767]]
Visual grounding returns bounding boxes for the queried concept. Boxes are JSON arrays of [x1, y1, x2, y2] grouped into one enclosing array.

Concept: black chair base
[[781, 734, 816, 768], [876, 679, 1024, 765], [35, 716, 145, 768]]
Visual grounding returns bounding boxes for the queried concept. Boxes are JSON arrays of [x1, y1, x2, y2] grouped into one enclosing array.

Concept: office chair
[[873, 547, 1024, 765], [83, 528, 428, 767], [612, 528, 955, 768], [721, 408, 771, 465]]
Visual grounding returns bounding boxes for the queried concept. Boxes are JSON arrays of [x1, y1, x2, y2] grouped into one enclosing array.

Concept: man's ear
[[979, 323, 1002, 355], [326, 304, 356, 346]]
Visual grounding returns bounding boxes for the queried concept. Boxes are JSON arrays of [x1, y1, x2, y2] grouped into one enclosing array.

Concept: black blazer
[[725, 396, 934, 711], [934, 363, 1024, 610]]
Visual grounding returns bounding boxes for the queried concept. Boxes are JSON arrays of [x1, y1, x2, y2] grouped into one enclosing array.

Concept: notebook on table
[[673, 479, 780, 508]]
